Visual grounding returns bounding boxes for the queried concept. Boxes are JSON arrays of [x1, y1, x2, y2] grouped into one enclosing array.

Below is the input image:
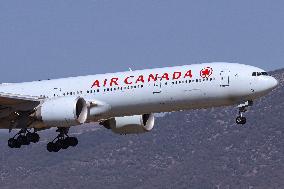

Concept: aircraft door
[[220, 70, 230, 87], [153, 79, 162, 94], [52, 87, 62, 97]]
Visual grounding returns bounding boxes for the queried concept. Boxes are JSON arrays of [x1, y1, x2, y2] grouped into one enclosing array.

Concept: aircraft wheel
[[27, 133, 40, 143], [22, 136, 30, 145], [68, 137, 78, 147], [17, 135, 30, 146], [8, 138, 19, 148], [236, 116, 246, 125], [54, 140, 62, 152], [47, 142, 55, 152], [61, 139, 70, 149]]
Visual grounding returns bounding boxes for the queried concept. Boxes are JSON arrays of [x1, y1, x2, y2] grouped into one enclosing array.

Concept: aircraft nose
[[268, 76, 278, 90]]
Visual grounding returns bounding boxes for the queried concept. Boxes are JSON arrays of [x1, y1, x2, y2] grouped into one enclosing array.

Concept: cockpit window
[[252, 72, 269, 76], [261, 72, 268, 76]]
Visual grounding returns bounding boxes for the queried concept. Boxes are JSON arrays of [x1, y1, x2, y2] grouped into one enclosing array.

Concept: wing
[[0, 92, 42, 118], [0, 92, 41, 106]]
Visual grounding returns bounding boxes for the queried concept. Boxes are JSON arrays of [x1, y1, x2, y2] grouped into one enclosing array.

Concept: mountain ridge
[[0, 68, 283, 189]]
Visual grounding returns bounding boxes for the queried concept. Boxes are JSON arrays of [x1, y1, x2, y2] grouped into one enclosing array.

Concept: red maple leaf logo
[[200, 67, 213, 78]]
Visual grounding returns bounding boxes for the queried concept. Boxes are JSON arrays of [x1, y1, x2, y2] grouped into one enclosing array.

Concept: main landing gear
[[8, 129, 40, 148], [236, 100, 253, 125], [47, 128, 78, 152]]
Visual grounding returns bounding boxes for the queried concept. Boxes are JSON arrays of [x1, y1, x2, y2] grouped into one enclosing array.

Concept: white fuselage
[[0, 62, 278, 125]]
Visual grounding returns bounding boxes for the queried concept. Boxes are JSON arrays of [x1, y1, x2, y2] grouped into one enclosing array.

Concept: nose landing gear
[[47, 128, 78, 152], [236, 100, 253, 125], [8, 129, 40, 148]]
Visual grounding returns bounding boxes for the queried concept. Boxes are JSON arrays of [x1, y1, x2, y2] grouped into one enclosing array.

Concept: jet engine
[[101, 114, 155, 134], [35, 97, 88, 127]]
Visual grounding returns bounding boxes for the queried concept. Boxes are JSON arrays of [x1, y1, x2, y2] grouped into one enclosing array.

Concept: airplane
[[0, 62, 278, 152]]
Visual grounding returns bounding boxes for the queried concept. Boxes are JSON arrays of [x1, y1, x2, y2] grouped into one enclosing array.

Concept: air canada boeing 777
[[0, 62, 278, 152]]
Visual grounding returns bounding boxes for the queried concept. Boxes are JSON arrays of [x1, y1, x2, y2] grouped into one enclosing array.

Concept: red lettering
[[91, 80, 100, 88], [184, 70, 193, 78], [136, 75, 145, 83], [148, 74, 158, 82], [161, 73, 169, 81], [173, 72, 182, 80], [124, 76, 134, 84], [110, 78, 119, 86]]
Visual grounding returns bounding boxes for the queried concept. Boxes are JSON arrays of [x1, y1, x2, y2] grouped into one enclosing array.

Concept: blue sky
[[0, 0, 283, 82]]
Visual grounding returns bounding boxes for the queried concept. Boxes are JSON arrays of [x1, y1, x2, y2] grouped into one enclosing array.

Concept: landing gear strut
[[8, 129, 40, 148], [47, 128, 78, 152], [236, 100, 253, 125]]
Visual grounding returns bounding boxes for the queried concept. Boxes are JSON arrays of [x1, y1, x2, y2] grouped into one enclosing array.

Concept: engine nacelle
[[101, 114, 155, 134], [36, 97, 88, 127]]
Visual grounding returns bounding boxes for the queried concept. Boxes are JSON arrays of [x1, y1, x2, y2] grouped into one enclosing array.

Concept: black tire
[[53, 140, 62, 152], [8, 138, 17, 148], [22, 135, 30, 145], [68, 137, 78, 147], [31, 133, 40, 143], [61, 139, 70, 150], [236, 116, 246, 125], [16, 135, 24, 144], [26, 133, 33, 142], [236, 116, 243, 124], [241, 117, 247, 125], [12, 139, 21, 148], [47, 142, 55, 152], [17, 135, 30, 145]]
